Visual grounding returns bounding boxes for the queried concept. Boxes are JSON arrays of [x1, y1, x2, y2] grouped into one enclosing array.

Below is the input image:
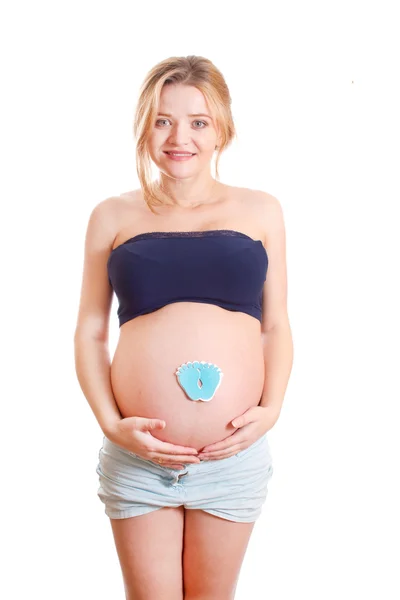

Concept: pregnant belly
[[110, 303, 265, 449]]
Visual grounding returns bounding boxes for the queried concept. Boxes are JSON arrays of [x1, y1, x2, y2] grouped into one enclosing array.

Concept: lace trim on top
[[119, 229, 258, 247]]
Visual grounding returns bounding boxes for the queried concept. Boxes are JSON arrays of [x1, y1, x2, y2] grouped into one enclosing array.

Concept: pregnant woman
[[74, 55, 293, 600]]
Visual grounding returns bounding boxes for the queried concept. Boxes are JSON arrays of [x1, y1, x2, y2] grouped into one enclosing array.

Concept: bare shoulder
[[234, 186, 279, 212], [250, 188, 281, 213], [90, 194, 123, 220], [94, 190, 139, 217], [90, 190, 141, 241], [248, 189, 285, 242], [231, 186, 283, 245]]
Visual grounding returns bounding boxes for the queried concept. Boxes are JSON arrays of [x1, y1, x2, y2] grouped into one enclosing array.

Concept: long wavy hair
[[133, 55, 237, 213]]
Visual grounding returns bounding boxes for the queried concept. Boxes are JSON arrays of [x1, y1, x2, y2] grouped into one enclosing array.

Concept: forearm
[[258, 322, 294, 416], [74, 335, 123, 436]]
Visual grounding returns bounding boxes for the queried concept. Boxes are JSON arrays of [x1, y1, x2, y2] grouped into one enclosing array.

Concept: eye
[[155, 119, 208, 128], [156, 119, 169, 126]]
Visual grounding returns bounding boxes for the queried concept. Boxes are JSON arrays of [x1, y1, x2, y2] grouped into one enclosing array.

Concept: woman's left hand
[[197, 406, 279, 460]]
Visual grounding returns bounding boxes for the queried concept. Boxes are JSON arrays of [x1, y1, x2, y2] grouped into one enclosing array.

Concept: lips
[[163, 151, 197, 162]]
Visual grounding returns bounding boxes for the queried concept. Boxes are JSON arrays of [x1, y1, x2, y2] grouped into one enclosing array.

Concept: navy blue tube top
[[107, 229, 268, 327]]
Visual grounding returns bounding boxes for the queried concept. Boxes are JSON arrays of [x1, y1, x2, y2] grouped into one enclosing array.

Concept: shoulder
[[250, 188, 282, 213], [234, 187, 284, 245], [250, 189, 285, 239], [93, 189, 140, 216], [234, 186, 280, 213], [90, 190, 141, 234]]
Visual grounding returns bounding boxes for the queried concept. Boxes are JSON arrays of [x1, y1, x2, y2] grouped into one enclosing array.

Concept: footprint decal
[[175, 361, 223, 401]]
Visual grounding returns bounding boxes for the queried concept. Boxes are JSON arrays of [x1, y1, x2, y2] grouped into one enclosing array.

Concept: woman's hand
[[106, 416, 201, 469], [197, 406, 279, 461]]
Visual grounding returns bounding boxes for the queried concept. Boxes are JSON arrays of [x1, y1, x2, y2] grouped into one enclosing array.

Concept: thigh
[[183, 509, 255, 600], [110, 506, 185, 600]]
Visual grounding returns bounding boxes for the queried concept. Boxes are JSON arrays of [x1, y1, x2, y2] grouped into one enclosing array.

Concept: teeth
[[167, 152, 193, 156]]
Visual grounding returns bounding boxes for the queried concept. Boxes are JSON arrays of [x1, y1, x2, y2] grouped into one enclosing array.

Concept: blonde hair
[[133, 55, 237, 213]]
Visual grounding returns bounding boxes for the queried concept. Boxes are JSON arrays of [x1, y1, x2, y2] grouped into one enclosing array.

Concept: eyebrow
[[157, 113, 212, 119]]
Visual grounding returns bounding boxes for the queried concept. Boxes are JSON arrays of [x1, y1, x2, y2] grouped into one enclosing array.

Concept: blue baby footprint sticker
[[175, 360, 223, 401]]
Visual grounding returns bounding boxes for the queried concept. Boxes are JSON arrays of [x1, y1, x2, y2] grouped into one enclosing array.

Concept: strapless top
[[107, 229, 268, 327]]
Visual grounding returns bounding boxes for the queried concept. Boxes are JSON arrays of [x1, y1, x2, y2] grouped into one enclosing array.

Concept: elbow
[[74, 321, 109, 344], [261, 315, 292, 338]]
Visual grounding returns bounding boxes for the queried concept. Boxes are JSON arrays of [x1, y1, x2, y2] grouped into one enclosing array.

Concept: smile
[[164, 152, 196, 161]]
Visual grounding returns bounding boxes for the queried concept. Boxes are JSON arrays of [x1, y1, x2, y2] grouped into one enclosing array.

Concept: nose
[[168, 122, 191, 146]]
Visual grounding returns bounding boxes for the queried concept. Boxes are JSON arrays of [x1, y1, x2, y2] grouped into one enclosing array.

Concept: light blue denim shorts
[[96, 432, 274, 523]]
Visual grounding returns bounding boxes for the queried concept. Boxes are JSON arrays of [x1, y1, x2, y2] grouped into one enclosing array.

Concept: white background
[[1, 0, 399, 598]]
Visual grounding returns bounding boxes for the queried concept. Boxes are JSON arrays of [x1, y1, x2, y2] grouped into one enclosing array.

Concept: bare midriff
[[110, 301, 265, 450]]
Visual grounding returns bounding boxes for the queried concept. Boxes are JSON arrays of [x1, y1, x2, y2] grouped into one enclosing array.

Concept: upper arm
[[74, 197, 118, 342], [258, 192, 289, 334]]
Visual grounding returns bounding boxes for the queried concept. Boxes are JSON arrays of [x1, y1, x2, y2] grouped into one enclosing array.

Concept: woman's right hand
[[105, 416, 201, 470]]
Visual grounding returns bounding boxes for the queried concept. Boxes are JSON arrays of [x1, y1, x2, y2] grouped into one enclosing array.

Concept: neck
[[156, 176, 220, 209]]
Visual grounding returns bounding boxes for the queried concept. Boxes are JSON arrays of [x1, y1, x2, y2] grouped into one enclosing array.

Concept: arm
[[73, 197, 122, 437], [259, 323, 293, 416], [74, 337, 123, 435], [257, 193, 294, 418]]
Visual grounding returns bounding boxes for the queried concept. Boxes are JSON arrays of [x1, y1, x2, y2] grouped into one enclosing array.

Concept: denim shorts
[[96, 432, 274, 523]]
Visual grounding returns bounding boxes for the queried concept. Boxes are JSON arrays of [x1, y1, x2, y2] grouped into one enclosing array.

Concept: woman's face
[[147, 83, 220, 179]]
